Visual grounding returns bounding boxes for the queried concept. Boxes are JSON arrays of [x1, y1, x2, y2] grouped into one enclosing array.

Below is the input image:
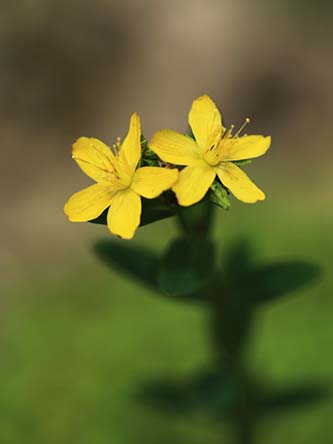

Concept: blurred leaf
[[158, 237, 215, 297], [94, 239, 159, 290], [89, 197, 176, 228], [138, 370, 239, 416], [222, 240, 321, 305], [246, 261, 321, 304], [211, 242, 321, 354], [141, 198, 176, 226], [258, 383, 331, 416], [209, 181, 231, 210]]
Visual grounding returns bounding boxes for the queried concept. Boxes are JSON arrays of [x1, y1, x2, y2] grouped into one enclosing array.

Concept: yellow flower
[[64, 113, 178, 239], [149, 95, 271, 207]]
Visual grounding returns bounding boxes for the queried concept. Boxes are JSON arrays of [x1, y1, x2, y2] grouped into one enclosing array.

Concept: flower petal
[[131, 166, 179, 199], [188, 95, 223, 151], [64, 183, 114, 221], [107, 189, 141, 239], [220, 135, 271, 161], [149, 130, 202, 166], [72, 137, 115, 182], [216, 162, 265, 203], [119, 112, 141, 173], [172, 163, 216, 206]]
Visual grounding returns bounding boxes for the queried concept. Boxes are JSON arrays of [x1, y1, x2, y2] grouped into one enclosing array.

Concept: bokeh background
[[1, 0, 332, 443]]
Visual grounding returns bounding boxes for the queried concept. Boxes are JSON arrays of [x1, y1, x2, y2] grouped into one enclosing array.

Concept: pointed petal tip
[[119, 112, 142, 172], [195, 93, 212, 101], [129, 111, 141, 126]]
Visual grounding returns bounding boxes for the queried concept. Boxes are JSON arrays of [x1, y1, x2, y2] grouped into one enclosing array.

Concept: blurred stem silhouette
[[177, 202, 256, 444], [94, 198, 322, 444]]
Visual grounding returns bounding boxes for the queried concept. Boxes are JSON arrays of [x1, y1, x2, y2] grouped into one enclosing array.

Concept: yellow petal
[[150, 130, 202, 166], [72, 137, 115, 182], [172, 163, 216, 206], [119, 112, 141, 173], [188, 95, 223, 151], [131, 166, 179, 199], [216, 162, 265, 203], [107, 189, 141, 239], [64, 183, 114, 221], [220, 135, 271, 161]]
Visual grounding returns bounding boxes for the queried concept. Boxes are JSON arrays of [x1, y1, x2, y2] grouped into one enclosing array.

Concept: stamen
[[111, 136, 122, 155], [224, 124, 235, 139], [234, 117, 251, 138]]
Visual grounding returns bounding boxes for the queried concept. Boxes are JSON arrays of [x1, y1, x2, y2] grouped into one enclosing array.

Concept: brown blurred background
[[1, 0, 332, 276]]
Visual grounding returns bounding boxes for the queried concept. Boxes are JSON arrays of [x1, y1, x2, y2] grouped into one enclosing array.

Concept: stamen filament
[[234, 117, 251, 138]]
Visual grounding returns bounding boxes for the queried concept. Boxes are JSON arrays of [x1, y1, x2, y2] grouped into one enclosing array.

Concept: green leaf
[[222, 241, 321, 305], [209, 181, 231, 210], [158, 236, 215, 297], [258, 383, 330, 415], [245, 261, 321, 304], [138, 370, 239, 416], [210, 242, 321, 354], [141, 198, 176, 226], [94, 239, 160, 290], [89, 196, 176, 228]]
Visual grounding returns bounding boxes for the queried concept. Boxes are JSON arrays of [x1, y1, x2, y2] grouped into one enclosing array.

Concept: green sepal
[[209, 181, 231, 210], [140, 147, 160, 167], [158, 236, 215, 297], [233, 159, 252, 166], [139, 134, 161, 167]]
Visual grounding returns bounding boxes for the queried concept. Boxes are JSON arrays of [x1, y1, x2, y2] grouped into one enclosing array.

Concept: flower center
[[203, 117, 251, 166]]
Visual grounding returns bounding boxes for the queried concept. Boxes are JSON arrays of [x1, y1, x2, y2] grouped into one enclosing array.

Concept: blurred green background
[[1, 0, 332, 443]]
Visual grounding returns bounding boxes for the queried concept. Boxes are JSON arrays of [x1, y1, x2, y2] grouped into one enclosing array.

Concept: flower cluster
[[64, 95, 271, 239]]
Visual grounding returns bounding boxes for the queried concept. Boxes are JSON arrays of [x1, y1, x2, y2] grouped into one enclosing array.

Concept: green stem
[[210, 283, 257, 443], [176, 200, 215, 239], [176, 200, 257, 443]]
